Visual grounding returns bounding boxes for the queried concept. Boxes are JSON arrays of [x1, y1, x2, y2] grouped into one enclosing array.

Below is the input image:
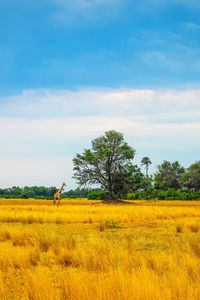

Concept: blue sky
[[0, 0, 200, 188], [1, 0, 200, 93]]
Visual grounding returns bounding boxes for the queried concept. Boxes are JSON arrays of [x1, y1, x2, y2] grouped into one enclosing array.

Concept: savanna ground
[[0, 199, 199, 300]]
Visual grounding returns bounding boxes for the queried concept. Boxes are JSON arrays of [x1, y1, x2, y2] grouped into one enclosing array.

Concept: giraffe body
[[53, 182, 66, 206]]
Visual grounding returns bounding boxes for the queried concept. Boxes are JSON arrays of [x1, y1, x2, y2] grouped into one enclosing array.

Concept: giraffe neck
[[59, 183, 65, 194]]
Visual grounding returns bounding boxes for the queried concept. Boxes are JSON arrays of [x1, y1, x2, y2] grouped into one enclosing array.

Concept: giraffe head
[[60, 182, 66, 191], [59, 182, 66, 194]]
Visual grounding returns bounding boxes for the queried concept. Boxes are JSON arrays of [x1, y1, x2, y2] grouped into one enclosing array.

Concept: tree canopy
[[182, 161, 200, 191], [154, 160, 185, 190], [73, 130, 137, 200], [141, 156, 152, 177]]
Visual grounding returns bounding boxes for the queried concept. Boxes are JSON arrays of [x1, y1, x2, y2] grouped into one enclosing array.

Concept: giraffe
[[53, 182, 66, 206]]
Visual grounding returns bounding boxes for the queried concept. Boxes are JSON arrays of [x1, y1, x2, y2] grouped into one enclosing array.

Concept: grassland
[[0, 198, 199, 300]]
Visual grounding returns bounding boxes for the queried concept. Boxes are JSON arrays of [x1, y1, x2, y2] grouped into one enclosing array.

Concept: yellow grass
[[0, 198, 199, 299]]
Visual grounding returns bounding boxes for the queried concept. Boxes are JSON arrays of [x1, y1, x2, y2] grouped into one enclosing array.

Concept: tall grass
[[0, 199, 199, 299]]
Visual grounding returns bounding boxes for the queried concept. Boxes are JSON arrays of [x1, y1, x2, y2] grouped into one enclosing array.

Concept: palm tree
[[141, 157, 152, 178]]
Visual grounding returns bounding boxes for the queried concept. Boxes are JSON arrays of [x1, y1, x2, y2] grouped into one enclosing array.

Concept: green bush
[[127, 189, 200, 200], [88, 191, 106, 200]]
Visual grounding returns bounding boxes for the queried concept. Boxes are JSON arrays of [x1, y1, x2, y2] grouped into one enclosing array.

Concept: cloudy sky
[[0, 0, 200, 188]]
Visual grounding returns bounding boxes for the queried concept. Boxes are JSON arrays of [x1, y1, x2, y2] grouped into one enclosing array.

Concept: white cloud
[[49, 0, 200, 24], [1, 88, 200, 118], [139, 0, 200, 8], [0, 87, 200, 187], [178, 0, 200, 7], [52, 0, 125, 23], [185, 22, 200, 31], [140, 51, 184, 71]]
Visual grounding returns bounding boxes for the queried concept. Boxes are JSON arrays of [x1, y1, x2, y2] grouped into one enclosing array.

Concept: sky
[[0, 0, 200, 188]]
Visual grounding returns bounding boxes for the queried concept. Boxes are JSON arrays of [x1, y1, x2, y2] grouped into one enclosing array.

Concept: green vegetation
[[154, 160, 185, 190], [73, 130, 200, 200], [73, 130, 137, 200], [127, 189, 200, 200], [141, 156, 152, 178], [0, 186, 57, 199], [182, 161, 200, 191], [0, 187, 100, 200], [87, 190, 106, 200]]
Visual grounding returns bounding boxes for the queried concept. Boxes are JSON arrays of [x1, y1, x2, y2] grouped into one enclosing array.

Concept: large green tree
[[73, 130, 136, 200], [154, 160, 185, 190], [182, 161, 200, 191]]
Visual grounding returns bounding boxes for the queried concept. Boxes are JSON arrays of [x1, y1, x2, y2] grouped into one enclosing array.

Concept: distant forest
[[0, 186, 98, 200]]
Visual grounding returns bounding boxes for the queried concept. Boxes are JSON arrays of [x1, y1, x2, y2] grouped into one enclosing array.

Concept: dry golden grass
[[0, 198, 199, 299]]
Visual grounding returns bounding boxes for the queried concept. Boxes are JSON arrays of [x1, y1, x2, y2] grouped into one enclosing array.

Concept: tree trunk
[[107, 189, 117, 201], [146, 166, 148, 178]]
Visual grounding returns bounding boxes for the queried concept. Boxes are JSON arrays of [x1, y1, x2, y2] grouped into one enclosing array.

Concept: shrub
[[127, 189, 200, 200], [127, 192, 139, 200], [88, 191, 106, 200]]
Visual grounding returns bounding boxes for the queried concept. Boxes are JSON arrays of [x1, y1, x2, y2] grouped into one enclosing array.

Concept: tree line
[[0, 186, 101, 199], [1, 130, 199, 200]]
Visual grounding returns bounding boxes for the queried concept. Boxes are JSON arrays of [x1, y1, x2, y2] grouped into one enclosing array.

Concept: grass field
[[0, 198, 199, 300]]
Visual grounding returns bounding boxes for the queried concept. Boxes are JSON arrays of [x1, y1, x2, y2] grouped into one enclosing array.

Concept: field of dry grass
[[0, 198, 199, 300]]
